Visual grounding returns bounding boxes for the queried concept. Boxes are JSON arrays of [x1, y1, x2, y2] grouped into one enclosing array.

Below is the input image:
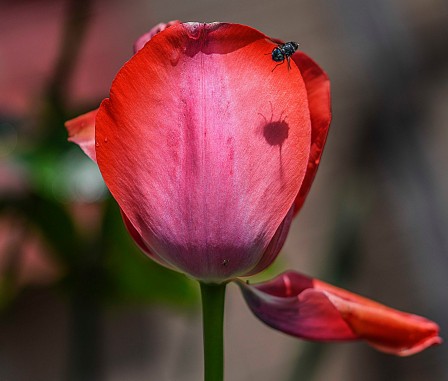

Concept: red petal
[[292, 52, 331, 215], [66, 21, 176, 162], [95, 23, 312, 281], [65, 109, 98, 162], [238, 271, 441, 356]]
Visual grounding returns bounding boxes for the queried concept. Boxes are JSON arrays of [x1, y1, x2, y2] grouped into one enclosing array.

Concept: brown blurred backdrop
[[0, 0, 447, 380]]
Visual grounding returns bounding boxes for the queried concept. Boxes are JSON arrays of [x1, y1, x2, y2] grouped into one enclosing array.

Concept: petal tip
[[65, 109, 98, 162]]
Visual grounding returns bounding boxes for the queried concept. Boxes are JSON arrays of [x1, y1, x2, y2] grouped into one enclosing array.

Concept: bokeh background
[[1, 0, 447, 380]]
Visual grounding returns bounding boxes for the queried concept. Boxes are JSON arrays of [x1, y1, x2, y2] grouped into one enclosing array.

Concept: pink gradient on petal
[[239, 271, 441, 356], [120, 210, 176, 270], [244, 205, 294, 277], [239, 274, 356, 340], [95, 23, 312, 281]]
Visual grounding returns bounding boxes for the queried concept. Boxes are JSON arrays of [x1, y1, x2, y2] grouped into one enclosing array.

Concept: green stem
[[200, 282, 227, 381]]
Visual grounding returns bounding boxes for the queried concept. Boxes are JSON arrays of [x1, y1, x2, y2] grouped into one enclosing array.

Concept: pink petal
[[244, 205, 294, 276], [65, 109, 98, 162], [292, 52, 331, 215], [238, 271, 441, 356], [120, 209, 176, 270], [95, 23, 312, 281]]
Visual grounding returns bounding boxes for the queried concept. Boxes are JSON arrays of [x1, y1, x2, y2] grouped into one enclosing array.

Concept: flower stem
[[200, 281, 227, 381]]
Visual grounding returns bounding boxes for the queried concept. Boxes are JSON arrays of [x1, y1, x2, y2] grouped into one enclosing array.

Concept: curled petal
[[65, 109, 98, 162], [238, 271, 441, 356], [133, 20, 181, 53], [96, 23, 312, 281], [292, 52, 331, 215]]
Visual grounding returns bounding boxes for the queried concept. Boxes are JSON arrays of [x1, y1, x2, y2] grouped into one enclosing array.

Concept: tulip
[[66, 21, 325, 283], [66, 21, 441, 381]]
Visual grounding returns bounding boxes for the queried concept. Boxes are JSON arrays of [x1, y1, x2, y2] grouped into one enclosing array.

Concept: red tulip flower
[[66, 21, 441, 380]]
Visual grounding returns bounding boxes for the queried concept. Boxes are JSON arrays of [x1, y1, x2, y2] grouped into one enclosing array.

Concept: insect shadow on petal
[[258, 103, 289, 146], [257, 103, 290, 179]]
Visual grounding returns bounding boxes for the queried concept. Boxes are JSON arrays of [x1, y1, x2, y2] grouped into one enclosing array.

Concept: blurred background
[[0, 0, 447, 380]]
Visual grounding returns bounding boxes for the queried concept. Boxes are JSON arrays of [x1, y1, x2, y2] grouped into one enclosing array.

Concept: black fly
[[271, 41, 299, 71]]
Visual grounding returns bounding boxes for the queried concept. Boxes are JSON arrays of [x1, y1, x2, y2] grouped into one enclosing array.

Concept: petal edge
[[292, 52, 331, 215]]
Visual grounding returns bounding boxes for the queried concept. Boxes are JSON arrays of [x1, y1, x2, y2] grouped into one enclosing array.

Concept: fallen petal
[[238, 271, 441, 356]]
